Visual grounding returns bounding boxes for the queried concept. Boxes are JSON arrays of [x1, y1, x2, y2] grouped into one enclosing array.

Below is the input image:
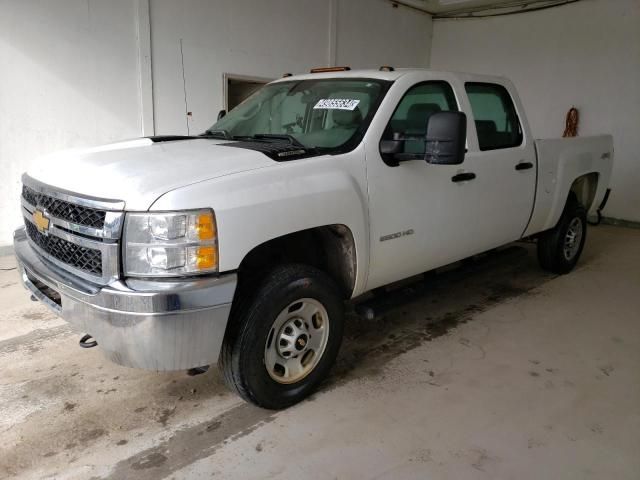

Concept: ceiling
[[419, 0, 529, 13], [395, 0, 578, 16]]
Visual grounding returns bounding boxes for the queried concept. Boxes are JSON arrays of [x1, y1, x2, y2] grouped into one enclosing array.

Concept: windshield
[[205, 78, 391, 152]]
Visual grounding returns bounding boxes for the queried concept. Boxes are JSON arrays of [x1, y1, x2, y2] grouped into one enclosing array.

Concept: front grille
[[22, 185, 106, 229], [25, 221, 103, 276]]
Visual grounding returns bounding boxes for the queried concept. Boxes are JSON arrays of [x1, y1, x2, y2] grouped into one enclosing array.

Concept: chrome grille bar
[[22, 184, 106, 229], [22, 174, 125, 211], [21, 175, 124, 285], [25, 221, 103, 275]]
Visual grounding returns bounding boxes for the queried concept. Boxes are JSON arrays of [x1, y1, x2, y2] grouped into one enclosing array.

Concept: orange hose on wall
[[563, 107, 579, 137]]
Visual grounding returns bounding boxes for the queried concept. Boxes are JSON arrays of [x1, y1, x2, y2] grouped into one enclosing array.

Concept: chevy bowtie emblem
[[33, 209, 50, 234]]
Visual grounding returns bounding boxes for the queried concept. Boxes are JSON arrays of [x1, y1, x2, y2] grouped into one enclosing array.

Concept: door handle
[[451, 172, 476, 183], [515, 161, 534, 171]]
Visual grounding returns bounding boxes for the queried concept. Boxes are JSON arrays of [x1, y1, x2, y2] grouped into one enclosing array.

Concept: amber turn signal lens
[[195, 246, 217, 270], [195, 213, 216, 240]]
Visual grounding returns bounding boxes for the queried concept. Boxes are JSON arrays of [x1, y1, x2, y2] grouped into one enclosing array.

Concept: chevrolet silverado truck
[[14, 68, 613, 409]]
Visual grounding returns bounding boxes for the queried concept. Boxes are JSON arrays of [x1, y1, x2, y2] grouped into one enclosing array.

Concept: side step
[[354, 245, 528, 320], [354, 273, 434, 320]]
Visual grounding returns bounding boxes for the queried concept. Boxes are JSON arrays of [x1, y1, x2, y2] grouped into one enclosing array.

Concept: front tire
[[219, 264, 344, 409], [537, 195, 587, 274]]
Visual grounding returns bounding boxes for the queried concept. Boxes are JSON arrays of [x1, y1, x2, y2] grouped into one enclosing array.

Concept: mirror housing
[[380, 132, 404, 156], [379, 112, 467, 167], [217, 109, 227, 120], [425, 111, 467, 165]]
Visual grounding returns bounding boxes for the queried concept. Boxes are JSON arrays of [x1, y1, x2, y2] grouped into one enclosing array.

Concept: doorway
[[224, 74, 272, 111]]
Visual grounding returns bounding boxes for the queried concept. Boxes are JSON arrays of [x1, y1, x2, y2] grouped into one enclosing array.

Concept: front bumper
[[13, 227, 237, 371]]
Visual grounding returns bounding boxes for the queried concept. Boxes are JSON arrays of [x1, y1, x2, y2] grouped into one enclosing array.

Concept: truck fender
[[151, 161, 370, 297], [524, 135, 613, 236]]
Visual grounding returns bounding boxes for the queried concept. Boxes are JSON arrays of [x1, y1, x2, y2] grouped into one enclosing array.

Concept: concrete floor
[[0, 225, 639, 479]]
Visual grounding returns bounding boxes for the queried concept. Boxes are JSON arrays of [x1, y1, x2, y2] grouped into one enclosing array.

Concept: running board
[[354, 273, 435, 321], [353, 245, 528, 320]]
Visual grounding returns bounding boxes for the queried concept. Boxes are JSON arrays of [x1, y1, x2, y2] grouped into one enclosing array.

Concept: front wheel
[[537, 195, 587, 274], [219, 264, 344, 409]]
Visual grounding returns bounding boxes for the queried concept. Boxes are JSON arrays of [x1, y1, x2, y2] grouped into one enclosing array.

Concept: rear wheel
[[219, 264, 344, 409], [537, 195, 587, 274]]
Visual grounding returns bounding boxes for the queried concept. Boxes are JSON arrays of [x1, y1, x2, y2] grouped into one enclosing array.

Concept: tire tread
[[219, 264, 343, 408], [537, 194, 587, 274]]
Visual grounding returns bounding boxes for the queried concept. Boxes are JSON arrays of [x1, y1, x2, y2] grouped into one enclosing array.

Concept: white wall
[[0, 0, 143, 248], [0, 0, 432, 247], [150, 0, 432, 135], [430, 0, 640, 222], [335, 0, 431, 69]]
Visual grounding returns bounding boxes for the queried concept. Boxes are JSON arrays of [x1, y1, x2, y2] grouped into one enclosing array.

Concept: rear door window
[[465, 83, 522, 151]]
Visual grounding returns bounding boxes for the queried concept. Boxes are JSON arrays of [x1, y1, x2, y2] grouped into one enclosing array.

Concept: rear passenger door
[[463, 82, 537, 246]]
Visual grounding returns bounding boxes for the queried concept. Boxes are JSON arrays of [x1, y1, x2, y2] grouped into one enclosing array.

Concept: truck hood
[[26, 138, 275, 210]]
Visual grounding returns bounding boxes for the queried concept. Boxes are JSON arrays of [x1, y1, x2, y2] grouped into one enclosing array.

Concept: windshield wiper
[[202, 131, 312, 150], [246, 134, 306, 149], [200, 129, 232, 139]]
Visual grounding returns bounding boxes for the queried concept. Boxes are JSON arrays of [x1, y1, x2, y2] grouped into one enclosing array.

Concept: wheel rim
[[264, 298, 330, 384], [563, 217, 583, 261]]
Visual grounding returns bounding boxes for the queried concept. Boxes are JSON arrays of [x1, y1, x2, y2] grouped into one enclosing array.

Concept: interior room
[[0, 1, 638, 478]]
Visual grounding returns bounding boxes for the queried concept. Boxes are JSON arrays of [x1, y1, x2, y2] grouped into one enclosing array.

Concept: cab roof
[[270, 68, 508, 85], [272, 68, 408, 83]]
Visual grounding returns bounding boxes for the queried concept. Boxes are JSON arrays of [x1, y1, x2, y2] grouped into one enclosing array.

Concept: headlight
[[124, 210, 218, 277]]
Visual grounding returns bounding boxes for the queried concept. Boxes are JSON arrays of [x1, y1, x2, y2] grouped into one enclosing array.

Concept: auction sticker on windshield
[[313, 99, 361, 110]]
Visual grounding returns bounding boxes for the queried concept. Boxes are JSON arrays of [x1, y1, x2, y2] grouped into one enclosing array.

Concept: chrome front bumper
[[13, 227, 237, 371]]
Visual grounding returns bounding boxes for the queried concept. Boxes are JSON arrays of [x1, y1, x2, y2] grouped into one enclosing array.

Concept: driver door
[[364, 79, 485, 291]]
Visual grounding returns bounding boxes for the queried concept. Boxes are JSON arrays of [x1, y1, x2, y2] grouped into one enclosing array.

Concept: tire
[[537, 194, 587, 274], [219, 264, 345, 409]]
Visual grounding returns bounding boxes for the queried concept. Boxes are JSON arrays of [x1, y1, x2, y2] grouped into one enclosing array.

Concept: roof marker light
[[309, 66, 351, 73]]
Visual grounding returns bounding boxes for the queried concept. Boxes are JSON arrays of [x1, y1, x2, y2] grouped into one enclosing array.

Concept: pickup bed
[[14, 68, 613, 408]]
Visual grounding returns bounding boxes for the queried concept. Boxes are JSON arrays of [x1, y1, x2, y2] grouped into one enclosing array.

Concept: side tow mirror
[[425, 111, 467, 165], [379, 132, 406, 167], [217, 109, 227, 120], [380, 132, 404, 155]]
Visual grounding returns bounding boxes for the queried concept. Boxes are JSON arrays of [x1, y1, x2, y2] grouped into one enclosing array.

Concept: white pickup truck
[[14, 68, 613, 408]]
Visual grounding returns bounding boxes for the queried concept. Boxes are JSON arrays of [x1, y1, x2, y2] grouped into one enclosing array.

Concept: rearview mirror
[[217, 109, 227, 120], [425, 111, 467, 165]]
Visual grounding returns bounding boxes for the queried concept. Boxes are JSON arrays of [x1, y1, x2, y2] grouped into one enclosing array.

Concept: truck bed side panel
[[524, 135, 613, 237]]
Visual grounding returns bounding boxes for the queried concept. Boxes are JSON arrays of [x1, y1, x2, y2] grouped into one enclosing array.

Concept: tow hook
[[79, 334, 98, 348]]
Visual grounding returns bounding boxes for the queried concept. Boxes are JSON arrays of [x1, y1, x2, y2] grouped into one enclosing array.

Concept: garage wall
[[335, 0, 432, 69], [150, 0, 432, 135], [0, 0, 431, 248], [0, 0, 143, 248], [430, 0, 640, 223]]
